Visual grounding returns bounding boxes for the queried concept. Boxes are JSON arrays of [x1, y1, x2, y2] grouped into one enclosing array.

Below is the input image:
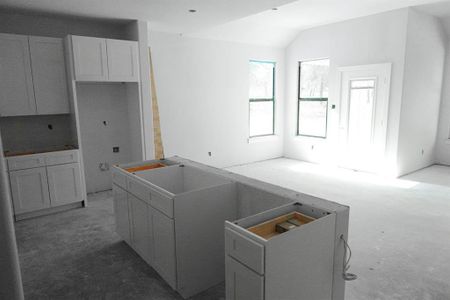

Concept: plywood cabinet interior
[[29, 36, 70, 114], [0, 33, 36, 116], [9, 167, 51, 214]]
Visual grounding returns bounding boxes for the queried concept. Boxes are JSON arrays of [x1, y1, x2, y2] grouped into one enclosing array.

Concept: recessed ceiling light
[[189, 9, 197, 13], [272, 7, 278, 10]]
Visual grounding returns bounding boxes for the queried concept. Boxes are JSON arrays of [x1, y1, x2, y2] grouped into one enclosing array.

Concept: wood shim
[[149, 48, 165, 159]]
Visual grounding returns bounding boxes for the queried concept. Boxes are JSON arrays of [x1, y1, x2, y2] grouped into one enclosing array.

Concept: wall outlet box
[[113, 147, 120, 153]]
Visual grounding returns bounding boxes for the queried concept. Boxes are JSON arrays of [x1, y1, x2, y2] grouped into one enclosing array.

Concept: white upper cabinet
[[72, 35, 108, 81], [0, 33, 36, 116], [107, 39, 139, 82], [29, 36, 70, 115], [70, 35, 139, 82]]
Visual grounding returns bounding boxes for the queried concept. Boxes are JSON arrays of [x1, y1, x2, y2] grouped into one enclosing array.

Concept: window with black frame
[[249, 61, 275, 138], [297, 59, 329, 138]]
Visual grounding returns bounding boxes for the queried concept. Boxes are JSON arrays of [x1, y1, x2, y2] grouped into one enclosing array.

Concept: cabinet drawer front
[[226, 256, 264, 300], [225, 228, 265, 275], [112, 169, 127, 189], [150, 191, 173, 218], [45, 150, 79, 166], [128, 179, 150, 203], [7, 155, 46, 171]]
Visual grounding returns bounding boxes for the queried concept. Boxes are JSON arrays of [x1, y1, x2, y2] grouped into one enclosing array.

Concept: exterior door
[[0, 33, 36, 116], [338, 63, 391, 173], [47, 163, 82, 206], [9, 167, 50, 214]]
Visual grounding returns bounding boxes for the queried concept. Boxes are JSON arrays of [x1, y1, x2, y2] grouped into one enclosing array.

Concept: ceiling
[[0, 0, 448, 47], [0, 0, 296, 33], [189, 0, 448, 47]]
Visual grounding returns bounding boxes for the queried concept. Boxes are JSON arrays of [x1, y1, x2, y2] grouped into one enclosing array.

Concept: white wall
[[284, 9, 409, 175], [436, 43, 450, 165], [148, 32, 284, 168], [397, 9, 446, 175], [77, 83, 137, 193]]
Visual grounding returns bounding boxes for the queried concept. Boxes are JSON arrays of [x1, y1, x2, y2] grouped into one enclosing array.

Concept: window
[[298, 59, 329, 138], [249, 61, 275, 137]]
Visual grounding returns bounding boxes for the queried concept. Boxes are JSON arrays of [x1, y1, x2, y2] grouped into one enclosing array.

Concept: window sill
[[294, 134, 326, 140], [248, 135, 279, 144]]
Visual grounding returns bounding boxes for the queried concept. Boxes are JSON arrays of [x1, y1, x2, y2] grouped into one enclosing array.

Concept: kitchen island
[[112, 157, 350, 300]]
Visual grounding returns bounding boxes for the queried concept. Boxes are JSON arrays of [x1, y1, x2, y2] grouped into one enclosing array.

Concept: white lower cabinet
[[7, 150, 84, 219], [47, 163, 82, 206], [113, 184, 131, 244], [129, 194, 152, 263], [151, 206, 177, 289], [9, 167, 51, 214], [226, 256, 264, 300]]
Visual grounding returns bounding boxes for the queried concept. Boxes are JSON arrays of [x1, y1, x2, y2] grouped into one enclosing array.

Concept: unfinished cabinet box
[[0, 33, 36, 116], [70, 35, 139, 82], [112, 162, 237, 299], [225, 203, 336, 300], [113, 184, 131, 244]]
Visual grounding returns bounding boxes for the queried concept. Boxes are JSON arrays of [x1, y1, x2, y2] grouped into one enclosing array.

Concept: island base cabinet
[[151, 207, 177, 290], [129, 194, 152, 264], [113, 184, 131, 244], [226, 256, 264, 300]]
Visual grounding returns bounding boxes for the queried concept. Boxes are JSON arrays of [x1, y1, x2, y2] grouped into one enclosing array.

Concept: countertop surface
[[4, 145, 78, 157]]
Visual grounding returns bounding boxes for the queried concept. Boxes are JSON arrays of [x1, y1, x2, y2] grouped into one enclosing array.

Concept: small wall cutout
[[48, 124, 53, 130]]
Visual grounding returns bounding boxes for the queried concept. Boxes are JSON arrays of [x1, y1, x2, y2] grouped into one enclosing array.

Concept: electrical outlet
[[208, 152, 212, 157], [113, 147, 119, 153], [99, 162, 110, 171]]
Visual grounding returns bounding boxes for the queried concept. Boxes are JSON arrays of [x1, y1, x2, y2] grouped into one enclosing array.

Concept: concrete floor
[[15, 191, 224, 300], [228, 159, 450, 300], [15, 159, 450, 299]]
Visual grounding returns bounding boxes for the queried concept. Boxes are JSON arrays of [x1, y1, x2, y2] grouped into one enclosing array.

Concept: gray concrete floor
[[15, 190, 224, 300], [228, 159, 450, 300], [15, 160, 450, 299]]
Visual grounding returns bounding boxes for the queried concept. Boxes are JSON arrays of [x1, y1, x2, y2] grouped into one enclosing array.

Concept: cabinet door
[[0, 33, 36, 116], [151, 207, 177, 289], [47, 163, 83, 206], [113, 184, 131, 244], [9, 167, 50, 214], [29, 36, 70, 114], [71, 35, 108, 81], [129, 194, 152, 263], [226, 256, 264, 300], [106, 39, 139, 82]]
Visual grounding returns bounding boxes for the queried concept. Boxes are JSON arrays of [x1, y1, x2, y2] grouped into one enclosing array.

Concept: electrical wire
[[341, 234, 358, 281]]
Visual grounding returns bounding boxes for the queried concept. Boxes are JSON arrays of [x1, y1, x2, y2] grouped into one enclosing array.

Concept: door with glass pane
[[338, 64, 391, 173]]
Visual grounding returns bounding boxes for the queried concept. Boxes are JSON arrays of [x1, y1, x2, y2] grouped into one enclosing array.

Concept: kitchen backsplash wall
[[0, 114, 76, 153]]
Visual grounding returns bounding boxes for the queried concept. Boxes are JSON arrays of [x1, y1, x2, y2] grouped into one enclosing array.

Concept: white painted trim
[[248, 135, 279, 144]]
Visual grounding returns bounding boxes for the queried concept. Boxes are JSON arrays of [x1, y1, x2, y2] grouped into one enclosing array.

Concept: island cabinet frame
[[112, 161, 238, 298], [225, 203, 337, 300], [112, 157, 350, 300]]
